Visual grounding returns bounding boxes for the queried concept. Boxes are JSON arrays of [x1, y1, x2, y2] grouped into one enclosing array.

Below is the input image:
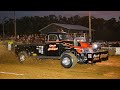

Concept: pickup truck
[[14, 32, 109, 68]]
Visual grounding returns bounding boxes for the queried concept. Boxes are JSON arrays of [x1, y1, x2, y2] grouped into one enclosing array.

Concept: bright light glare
[[93, 44, 98, 49]]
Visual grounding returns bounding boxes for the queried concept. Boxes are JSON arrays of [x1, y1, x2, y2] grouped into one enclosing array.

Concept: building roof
[[39, 23, 95, 32], [53, 23, 89, 30]]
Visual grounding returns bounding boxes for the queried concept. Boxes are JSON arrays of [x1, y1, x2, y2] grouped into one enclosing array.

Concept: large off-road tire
[[60, 52, 77, 68], [18, 51, 28, 63]]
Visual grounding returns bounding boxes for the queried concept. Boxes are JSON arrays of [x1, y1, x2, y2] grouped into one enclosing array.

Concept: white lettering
[[100, 54, 108, 58], [48, 47, 58, 51], [36, 46, 44, 54]]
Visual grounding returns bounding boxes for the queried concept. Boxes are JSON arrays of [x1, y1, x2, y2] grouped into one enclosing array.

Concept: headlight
[[92, 44, 98, 49]]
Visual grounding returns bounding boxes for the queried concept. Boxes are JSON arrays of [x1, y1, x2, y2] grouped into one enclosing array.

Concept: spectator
[[115, 42, 119, 47]]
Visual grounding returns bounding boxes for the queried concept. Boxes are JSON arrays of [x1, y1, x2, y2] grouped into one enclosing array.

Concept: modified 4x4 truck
[[14, 32, 108, 68]]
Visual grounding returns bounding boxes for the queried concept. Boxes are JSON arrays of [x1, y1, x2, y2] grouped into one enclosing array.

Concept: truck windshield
[[75, 37, 86, 42], [59, 33, 73, 40]]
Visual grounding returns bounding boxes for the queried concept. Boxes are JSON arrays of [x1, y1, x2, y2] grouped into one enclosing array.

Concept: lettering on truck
[[48, 44, 58, 51], [93, 54, 100, 61], [100, 53, 108, 58]]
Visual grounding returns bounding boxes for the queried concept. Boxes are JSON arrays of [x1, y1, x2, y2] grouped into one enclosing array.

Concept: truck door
[[44, 43, 64, 56], [44, 34, 63, 56]]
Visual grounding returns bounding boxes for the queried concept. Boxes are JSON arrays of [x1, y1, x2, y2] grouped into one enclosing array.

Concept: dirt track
[[0, 43, 120, 79]]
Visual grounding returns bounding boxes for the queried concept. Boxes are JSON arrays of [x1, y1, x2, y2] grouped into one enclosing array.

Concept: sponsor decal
[[36, 46, 44, 54], [48, 44, 58, 51], [93, 54, 100, 60], [100, 53, 108, 58], [88, 54, 92, 58]]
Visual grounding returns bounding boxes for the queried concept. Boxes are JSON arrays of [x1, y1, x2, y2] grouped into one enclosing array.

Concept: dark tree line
[[0, 15, 120, 41]]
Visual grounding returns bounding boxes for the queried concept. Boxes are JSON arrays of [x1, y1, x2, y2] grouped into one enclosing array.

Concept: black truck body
[[14, 32, 109, 68]]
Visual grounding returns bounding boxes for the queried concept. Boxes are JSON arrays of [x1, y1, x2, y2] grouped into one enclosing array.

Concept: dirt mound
[[0, 44, 18, 64]]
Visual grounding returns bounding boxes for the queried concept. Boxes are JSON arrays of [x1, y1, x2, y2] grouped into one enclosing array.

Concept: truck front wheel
[[60, 52, 77, 68]]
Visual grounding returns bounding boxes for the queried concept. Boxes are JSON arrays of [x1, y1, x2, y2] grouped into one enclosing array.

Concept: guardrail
[[101, 47, 120, 55]]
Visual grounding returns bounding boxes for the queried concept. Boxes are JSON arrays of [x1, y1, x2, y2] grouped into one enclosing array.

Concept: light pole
[[1, 17, 8, 39], [14, 11, 16, 39], [2, 21, 5, 39]]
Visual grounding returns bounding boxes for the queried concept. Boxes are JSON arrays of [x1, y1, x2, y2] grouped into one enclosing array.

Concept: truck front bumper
[[86, 50, 109, 63]]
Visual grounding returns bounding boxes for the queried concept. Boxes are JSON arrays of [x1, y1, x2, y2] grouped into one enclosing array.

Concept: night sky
[[0, 11, 120, 21]]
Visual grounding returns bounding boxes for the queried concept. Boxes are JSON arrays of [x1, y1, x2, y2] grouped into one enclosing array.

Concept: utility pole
[[89, 11, 92, 42], [14, 11, 16, 39], [2, 20, 5, 39], [1, 17, 7, 39]]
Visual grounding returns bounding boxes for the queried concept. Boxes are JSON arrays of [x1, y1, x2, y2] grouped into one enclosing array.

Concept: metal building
[[39, 23, 95, 41]]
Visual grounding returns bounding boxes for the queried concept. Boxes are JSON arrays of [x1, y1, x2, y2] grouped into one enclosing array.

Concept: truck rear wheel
[[60, 52, 77, 68], [18, 51, 28, 63]]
